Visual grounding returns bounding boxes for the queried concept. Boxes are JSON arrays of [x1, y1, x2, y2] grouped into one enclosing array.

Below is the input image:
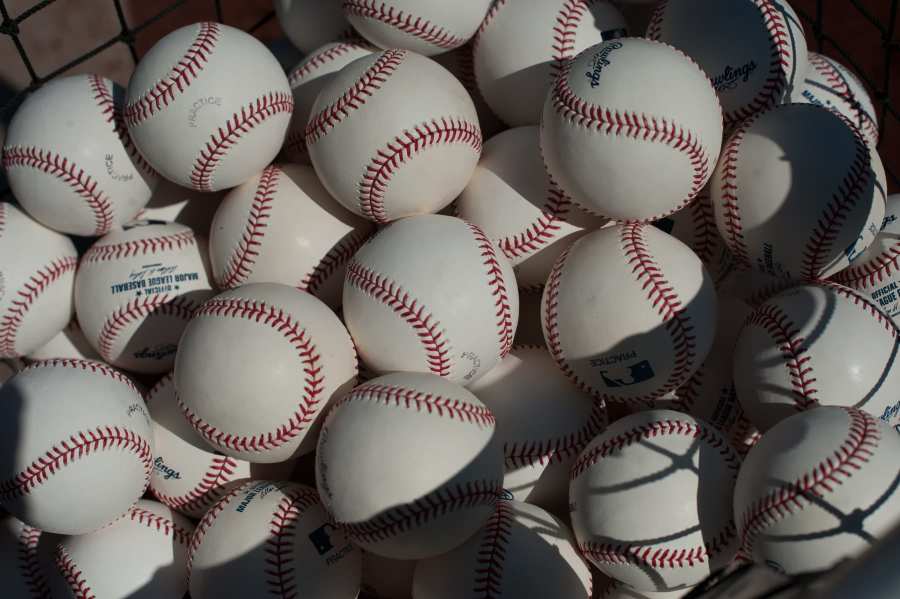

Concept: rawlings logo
[[711, 61, 757, 91], [133, 344, 178, 360], [584, 41, 623, 88], [153, 456, 182, 480]]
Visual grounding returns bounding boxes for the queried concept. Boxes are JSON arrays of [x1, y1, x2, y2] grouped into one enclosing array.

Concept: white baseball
[[0, 359, 153, 534], [361, 552, 416, 599], [540, 38, 723, 222], [433, 43, 507, 139], [0, 515, 59, 599], [55, 500, 194, 598], [305, 49, 481, 223], [283, 41, 376, 164], [413, 499, 593, 598], [646, 0, 808, 127], [473, 0, 627, 126], [209, 163, 374, 309], [734, 407, 900, 574], [542, 223, 717, 403], [456, 126, 608, 290], [74, 222, 214, 373], [0, 203, 77, 359], [125, 22, 293, 191], [175, 283, 358, 462], [275, 0, 354, 54], [733, 281, 900, 432], [2, 75, 157, 236], [188, 480, 362, 598], [468, 345, 606, 511], [711, 104, 881, 283], [316, 372, 504, 559], [342, 0, 492, 56], [136, 177, 225, 231], [791, 52, 879, 149], [26, 319, 100, 362], [570, 410, 741, 591], [343, 215, 518, 385]]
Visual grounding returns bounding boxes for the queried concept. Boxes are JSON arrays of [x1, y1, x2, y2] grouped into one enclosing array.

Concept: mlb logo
[[600, 360, 655, 388], [308, 523, 337, 555]]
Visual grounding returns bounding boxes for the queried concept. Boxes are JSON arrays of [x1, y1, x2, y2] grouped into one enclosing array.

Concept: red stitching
[[550, 0, 597, 80], [717, 117, 754, 269], [645, 0, 668, 41], [56, 545, 95, 599], [472, 500, 514, 599], [801, 127, 871, 279], [738, 409, 880, 553], [0, 256, 77, 357], [97, 295, 198, 363], [18, 525, 50, 599], [467, 222, 515, 359], [89, 74, 157, 177], [819, 280, 898, 338], [299, 230, 371, 296], [1, 147, 113, 235], [189, 91, 294, 192], [88, 74, 115, 124], [808, 53, 878, 144], [342, 0, 466, 50], [741, 304, 818, 411], [334, 382, 496, 426], [82, 229, 197, 263], [152, 454, 239, 515], [578, 523, 737, 569], [504, 400, 606, 468], [187, 483, 249, 583], [497, 184, 570, 260], [345, 260, 451, 376], [358, 117, 481, 223], [0, 425, 152, 501], [177, 298, 324, 453], [218, 164, 280, 289], [124, 22, 221, 126], [832, 242, 900, 288], [127, 505, 192, 545], [686, 190, 719, 265], [305, 49, 405, 144], [337, 480, 501, 544], [264, 486, 320, 599], [287, 40, 373, 86], [22, 358, 141, 396]]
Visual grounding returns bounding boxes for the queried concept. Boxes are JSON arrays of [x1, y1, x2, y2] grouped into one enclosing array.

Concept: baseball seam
[[22, 358, 141, 396], [472, 500, 514, 598], [578, 523, 737, 569], [809, 53, 878, 144], [89, 74, 157, 177], [299, 229, 371, 297], [820, 280, 898, 338], [504, 399, 606, 468], [55, 545, 94, 599], [287, 40, 373, 87], [686, 191, 720, 265], [497, 184, 570, 261], [187, 483, 248, 583], [832, 242, 900, 288], [717, 116, 754, 269], [97, 294, 198, 363], [342, 0, 465, 50], [82, 229, 197, 263], [335, 382, 495, 426], [468, 222, 515, 359], [151, 454, 239, 515], [18, 525, 50, 599], [550, 0, 599, 80], [127, 505, 193, 545], [265, 487, 320, 598]]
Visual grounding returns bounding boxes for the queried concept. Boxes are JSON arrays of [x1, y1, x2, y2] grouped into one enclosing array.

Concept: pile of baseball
[[1, 0, 899, 597]]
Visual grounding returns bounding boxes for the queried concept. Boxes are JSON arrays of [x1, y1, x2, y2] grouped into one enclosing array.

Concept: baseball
[[734, 407, 900, 574], [55, 499, 194, 598], [413, 499, 593, 599], [342, 0, 492, 56], [473, 0, 627, 126], [26, 319, 100, 362], [209, 163, 374, 309], [0, 202, 77, 359], [455, 126, 608, 290], [792, 52, 879, 149], [0, 515, 58, 599], [0, 359, 153, 534], [711, 104, 881, 283], [342, 215, 518, 385], [542, 223, 717, 403], [136, 177, 225, 231], [433, 43, 507, 139], [125, 22, 293, 191], [570, 409, 741, 591], [275, 0, 354, 54], [315, 372, 504, 559], [305, 49, 481, 223], [282, 41, 376, 164], [74, 222, 214, 373], [733, 281, 900, 432], [540, 38, 723, 222], [468, 345, 606, 511], [175, 283, 358, 462], [647, 0, 808, 127], [188, 480, 362, 598], [2, 74, 157, 236]]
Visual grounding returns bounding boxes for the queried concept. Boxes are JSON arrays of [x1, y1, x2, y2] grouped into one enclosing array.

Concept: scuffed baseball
[[74, 222, 214, 373], [541, 223, 717, 404], [570, 410, 741, 591], [26, 319, 100, 362], [55, 500, 194, 598], [541, 38, 723, 221], [343, 215, 519, 385], [413, 499, 592, 598], [733, 281, 900, 432], [316, 372, 504, 559], [175, 283, 358, 462], [2, 75, 157, 236], [209, 163, 374, 309], [0, 359, 153, 534], [734, 407, 900, 574], [0, 203, 77, 359], [125, 22, 293, 191], [306, 50, 481, 223], [473, 0, 627, 126], [188, 480, 362, 598], [275, 0, 354, 54], [0, 515, 59, 599]]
